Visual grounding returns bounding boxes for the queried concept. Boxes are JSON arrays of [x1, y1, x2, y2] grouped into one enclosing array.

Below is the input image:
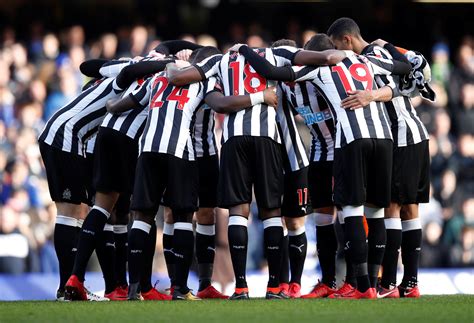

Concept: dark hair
[[327, 17, 361, 40], [271, 39, 297, 48], [304, 34, 335, 51], [190, 46, 221, 64]]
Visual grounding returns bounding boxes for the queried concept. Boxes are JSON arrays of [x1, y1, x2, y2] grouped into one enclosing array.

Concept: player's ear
[[343, 35, 352, 48]]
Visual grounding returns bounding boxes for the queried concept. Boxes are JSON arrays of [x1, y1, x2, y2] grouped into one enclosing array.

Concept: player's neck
[[353, 37, 369, 55]]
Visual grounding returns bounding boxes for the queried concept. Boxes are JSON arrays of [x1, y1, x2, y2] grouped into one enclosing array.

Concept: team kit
[[38, 18, 434, 301]]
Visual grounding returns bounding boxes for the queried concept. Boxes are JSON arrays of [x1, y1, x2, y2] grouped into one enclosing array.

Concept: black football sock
[[381, 218, 402, 289], [127, 221, 151, 286], [365, 209, 386, 288], [96, 224, 116, 294], [315, 218, 337, 288], [288, 228, 307, 285], [140, 222, 157, 293], [113, 225, 128, 287], [173, 222, 194, 294], [263, 218, 284, 288], [196, 224, 216, 291], [279, 232, 290, 285], [228, 215, 248, 289], [72, 206, 110, 282], [54, 215, 80, 289], [344, 216, 370, 292], [341, 222, 356, 287], [401, 219, 422, 287], [162, 223, 175, 287]]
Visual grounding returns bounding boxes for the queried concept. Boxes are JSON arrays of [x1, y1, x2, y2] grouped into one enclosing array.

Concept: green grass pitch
[[1, 295, 472, 323]]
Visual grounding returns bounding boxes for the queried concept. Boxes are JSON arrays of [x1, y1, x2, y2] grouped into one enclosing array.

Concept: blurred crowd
[[0, 23, 472, 275]]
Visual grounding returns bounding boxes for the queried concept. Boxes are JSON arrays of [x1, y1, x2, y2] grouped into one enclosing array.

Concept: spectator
[[0, 205, 29, 274]]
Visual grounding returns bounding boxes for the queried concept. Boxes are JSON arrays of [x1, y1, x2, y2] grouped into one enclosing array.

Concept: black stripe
[[404, 96, 428, 143], [281, 98, 304, 168], [71, 108, 108, 153], [242, 108, 253, 136], [119, 107, 144, 134], [260, 104, 268, 138], [201, 107, 211, 157], [151, 85, 174, 152]]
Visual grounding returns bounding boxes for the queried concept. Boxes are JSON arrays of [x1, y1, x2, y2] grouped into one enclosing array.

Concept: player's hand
[[228, 43, 245, 52], [176, 49, 193, 62], [175, 60, 191, 68], [371, 39, 388, 47], [341, 90, 374, 110], [263, 86, 278, 107]]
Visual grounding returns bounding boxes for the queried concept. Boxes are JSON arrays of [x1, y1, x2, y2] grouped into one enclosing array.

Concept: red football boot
[[331, 287, 377, 299], [328, 282, 355, 299], [377, 285, 400, 299], [288, 282, 301, 298], [65, 275, 88, 301], [105, 286, 128, 301], [398, 285, 420, 298], [196, 285, 229, 299], [279, 283, 290, 296], [141, 287, 172, 300], [302, 281, 336, 299]]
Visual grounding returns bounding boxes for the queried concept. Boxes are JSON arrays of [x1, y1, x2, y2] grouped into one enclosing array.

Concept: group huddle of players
[[38, 17, 434, 301]]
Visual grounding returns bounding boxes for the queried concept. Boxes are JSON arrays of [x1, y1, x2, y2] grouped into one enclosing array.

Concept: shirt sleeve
[[194, 54, 223, 79], [99, 59, 133, 78], [364, 55, 395, 76], [129, 76, 153, 107], [364, 46, 398, 92], [203, 76, 223, 98], [293, 65, 319, 82], [271, 46, 301, 66]]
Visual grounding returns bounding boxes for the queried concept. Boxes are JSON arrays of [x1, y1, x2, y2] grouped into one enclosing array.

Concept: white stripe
[[228, 216, 248, 227], [56, 215, 77, 227], [131, 220, 151, 233], [385, 218, 402, 230], [342, 205, 364, 218], [262, 217, 283, 229], [76, 219, 84, 228], [314, 213, 335, 226], [196, 224, 215, 236], [104, 224, 114, 232], [92, 205, 111, 218], [288, 226, 306, 236], [365, 207, 385, 219], [113, 225, 128, 234], [163, 223, 174, 235], [402, 218, 422, 232], [174, 222, 193, 231]]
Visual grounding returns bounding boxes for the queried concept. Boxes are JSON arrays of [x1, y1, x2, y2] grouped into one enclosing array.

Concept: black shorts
[[131, 152, 198, 214], [308, 161, 334, 209], [197, 154, 219, 208], [39, 142, 94, 205], [333, 139, 393, 208], [392, 140, 430, 204], [93, 127, 139, 194], [217, 136, 284, 209], [282, 167, 311, 217]]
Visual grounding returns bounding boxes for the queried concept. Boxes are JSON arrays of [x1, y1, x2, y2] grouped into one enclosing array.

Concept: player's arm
[[154, 40, 203, 55], [80, 59, 110, 78], [341, 86, 394, 110], [115, 59, 174, 89], [168, 54, 222, 86], [237, 46, 297, 81], [107, 77, 152, 114], [99, 58, 133, 78], [205, 87, 278, 114], [293, 49, 347, 66]]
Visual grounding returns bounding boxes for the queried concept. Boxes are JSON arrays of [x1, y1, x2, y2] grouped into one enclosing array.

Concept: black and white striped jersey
[[85, 133, 96, 155], [130, 71, 219, 160], [100, 77, 149, 140], [363, 45, 429, 147], [279, 81, 335, 162], [39, 76, 125, 156], [276, 85, 309, 172], [193, 104, 218, 158], [294, 51, 395, 149], [194, 46, 299, 144]]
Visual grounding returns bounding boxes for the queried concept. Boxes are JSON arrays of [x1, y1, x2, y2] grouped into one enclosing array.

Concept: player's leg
[[280, 167, 311, 298], [399, 204, 422, 297], [38, 142, 91, 300], [218, 137, 253, 300], [253, 137, 285, 300], [112, 194, 131, 291], [379, 203, 402, 298], [166, 155, 199, 300], [337, 209, 358, 291], [127, 152, 166, 300], [194, 154, 227, 299], [162, 206, 175, 290], [331, 139, 374, 299], [279, 219, 290, 295]]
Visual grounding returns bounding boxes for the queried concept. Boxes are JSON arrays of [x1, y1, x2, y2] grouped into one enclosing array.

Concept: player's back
[[294, 51, 393, 148]]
